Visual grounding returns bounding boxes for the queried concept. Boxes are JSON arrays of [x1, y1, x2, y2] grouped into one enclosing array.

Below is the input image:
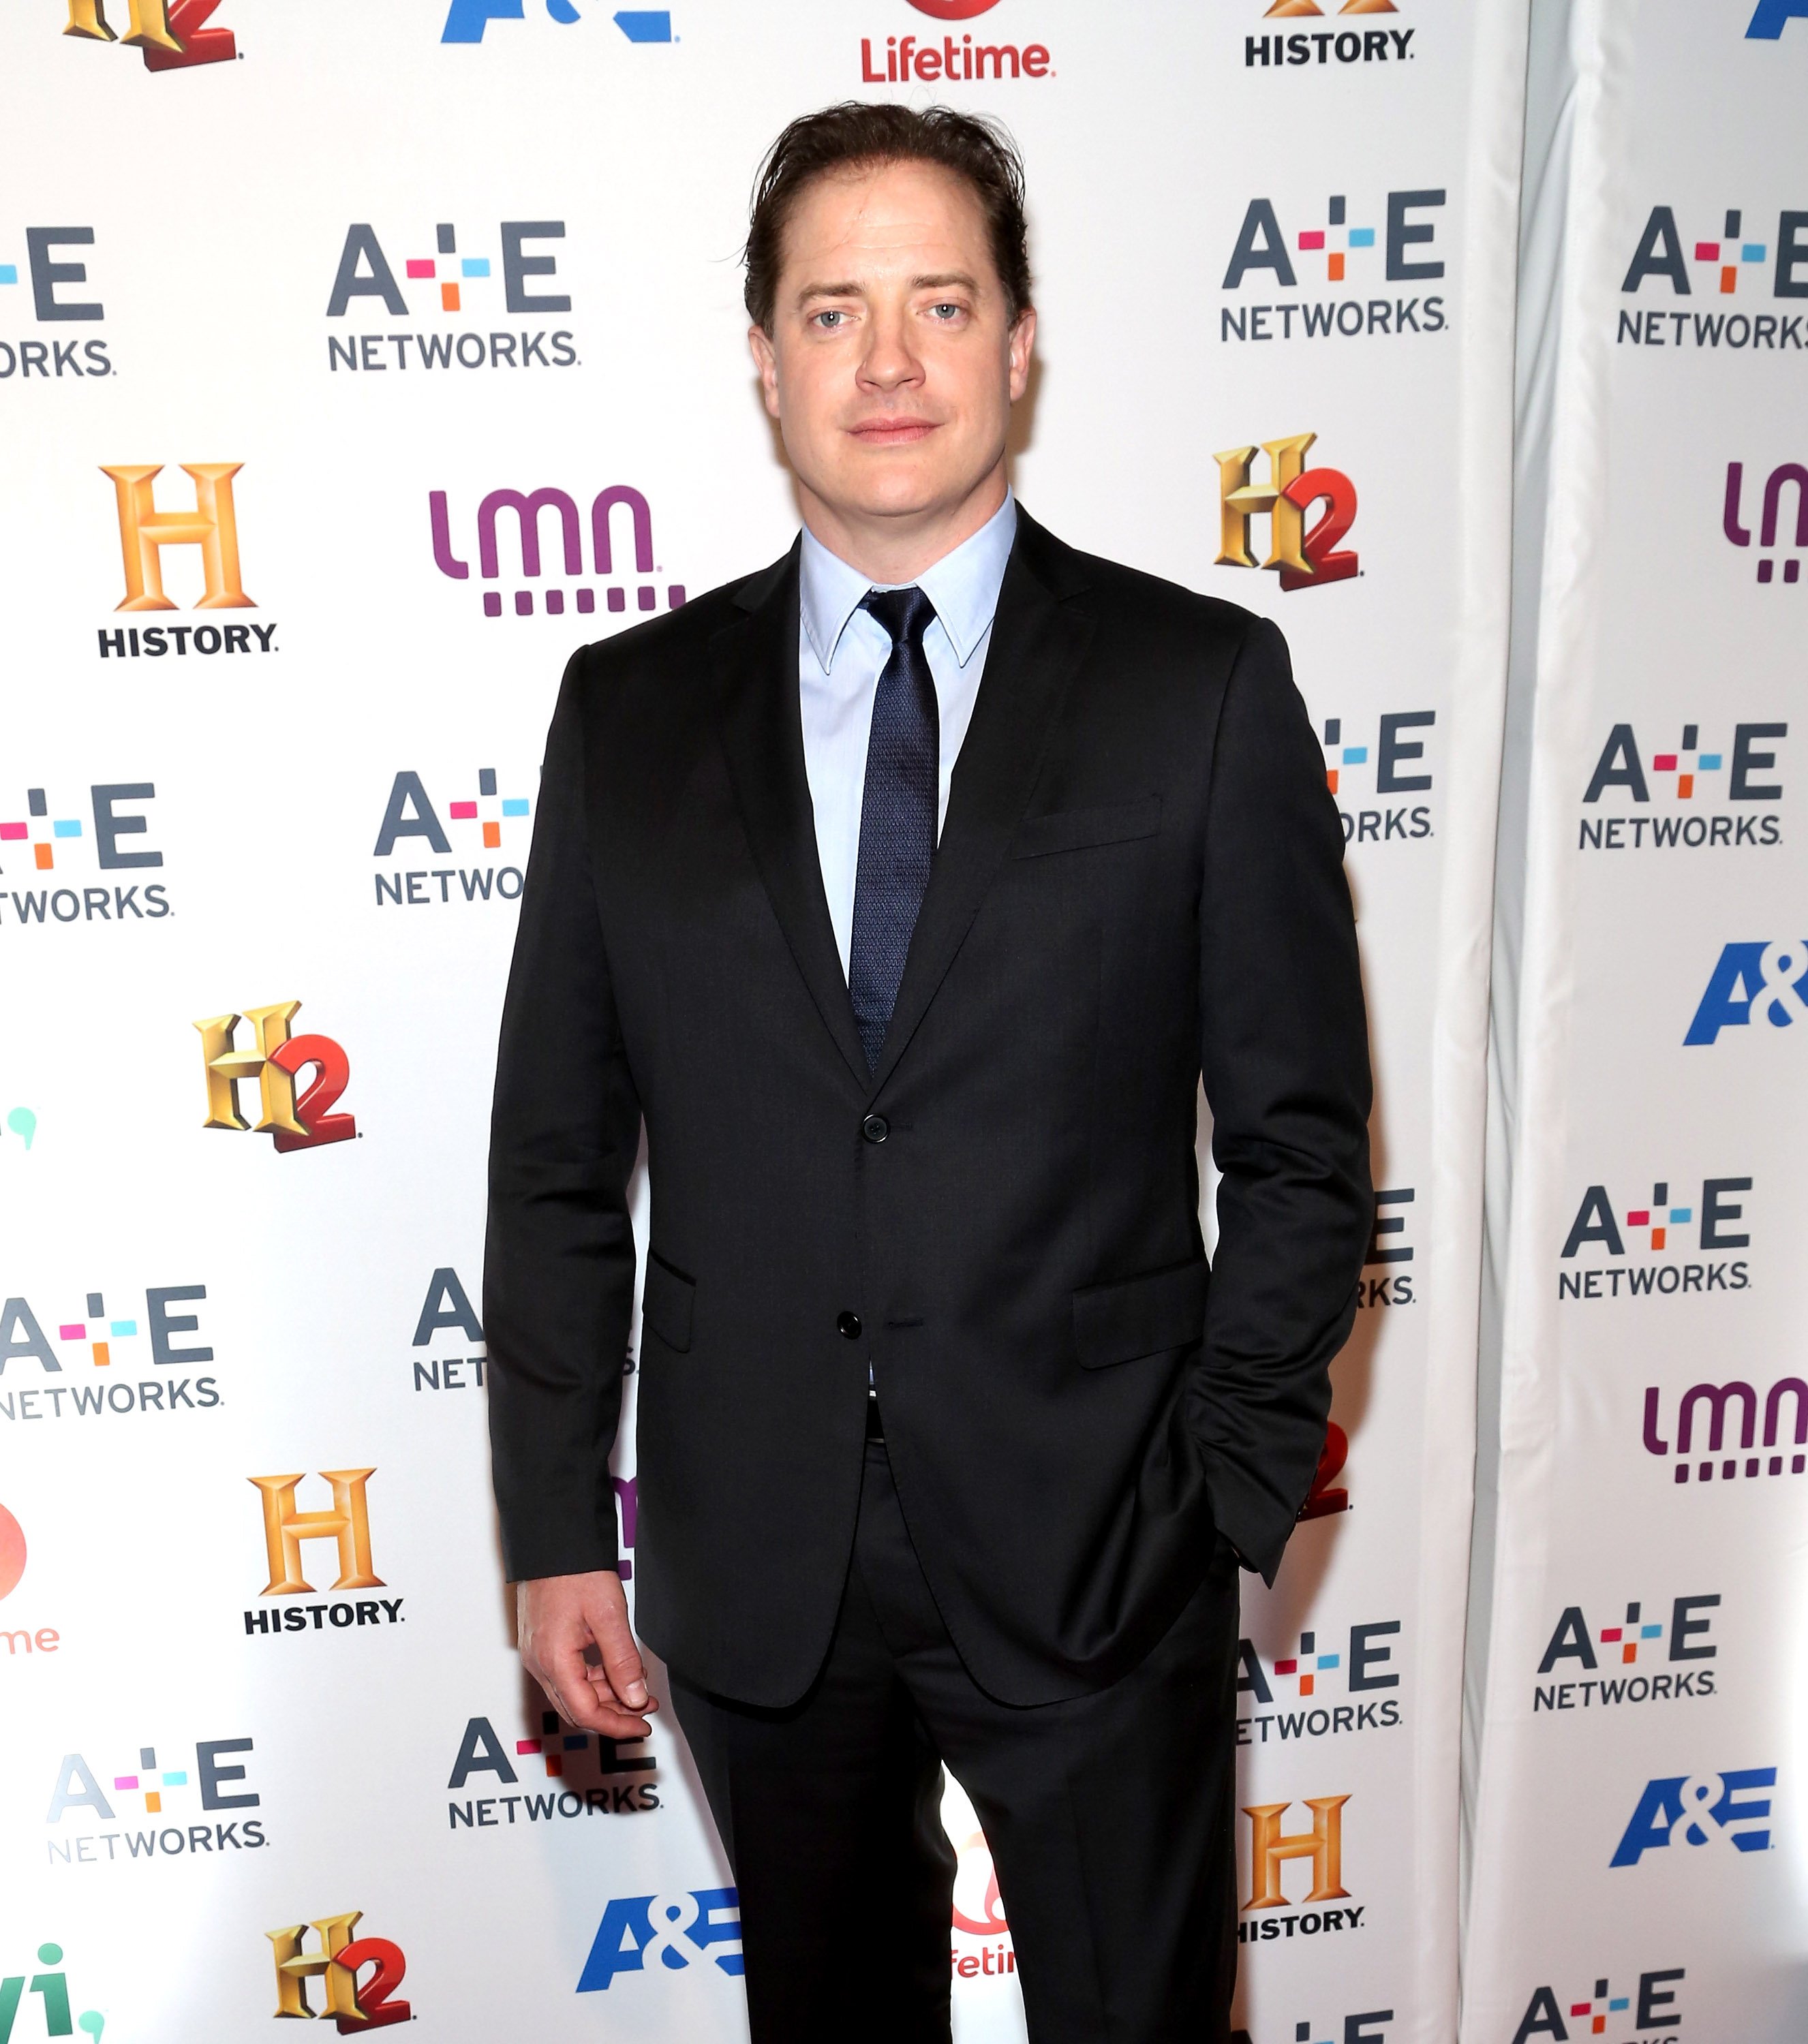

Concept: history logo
[[577, 1887, 743, 1991], [195, 1002, 356, 1153], [1238, 1617, 1403, 1744], [1221, 190, 1447, 343], [95, 462, 279, 664], [1642, 1375, 1805, 1487], [1507, 1968, 1685, 2044], [1610, 1767, 1774, 1865], [266, 1913, 410, 2031], [63, 0, 236, 69], [0, 226, 114, 382], [373, 769, 531, 910], [1557, 1174, 1753, 1301], [1214, 435, 1359, 592], [1579, 719, 1786, 852], [47, 1735, 266, 1866], [447, 1709, 660, 1826], [0, 781, 169, 928], [1617, 202, 1808, 353], [1533, 1594, 1719, 1714], [1238, 1794, 1366, 1944], [429, 483, 686, 621], [242, 1468, 405, 1637], [1244, 0, 1417, 73], [326, 221, 577, 374], [0, 1282, 218, 1425]]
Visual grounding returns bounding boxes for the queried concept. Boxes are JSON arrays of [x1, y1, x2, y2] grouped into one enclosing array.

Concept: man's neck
[[798, 468, 1009, 586]]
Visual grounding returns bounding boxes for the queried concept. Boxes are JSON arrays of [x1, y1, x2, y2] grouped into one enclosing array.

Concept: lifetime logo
[[431, 484, 685, 619], [1214, 435, 1359, 592], [63, 0, 236, 70], [266, 1913, 410, 2032], [1725, 459, 1806, 583], [1642, 1376, 1807, 1485], [195, 1002, 356, 1154]]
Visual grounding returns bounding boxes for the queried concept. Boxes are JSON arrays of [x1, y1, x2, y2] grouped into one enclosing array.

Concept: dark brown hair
[[743, 102, 1032, 331]]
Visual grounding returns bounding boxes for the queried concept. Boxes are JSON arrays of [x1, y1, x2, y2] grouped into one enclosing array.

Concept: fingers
[[516, 1570, 657, 1741], [589, 1587, 652, 1712]]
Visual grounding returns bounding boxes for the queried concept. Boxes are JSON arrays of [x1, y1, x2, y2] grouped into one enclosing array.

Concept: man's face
[[750, 157, 1034, 533]]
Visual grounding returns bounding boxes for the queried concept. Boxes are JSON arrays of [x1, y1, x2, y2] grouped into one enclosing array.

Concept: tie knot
[[861, 584, 937, 653]]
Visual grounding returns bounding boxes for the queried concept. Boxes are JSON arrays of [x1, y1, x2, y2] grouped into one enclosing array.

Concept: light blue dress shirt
[[798, 491, 1018, 978]]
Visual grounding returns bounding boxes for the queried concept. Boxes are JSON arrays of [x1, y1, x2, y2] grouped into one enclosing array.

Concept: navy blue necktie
[[848, 585, 940, 1071]]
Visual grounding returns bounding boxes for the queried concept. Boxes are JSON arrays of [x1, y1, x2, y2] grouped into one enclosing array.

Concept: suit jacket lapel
[[711, 542, 871, 1089], [866, 512, 1096, 1098]]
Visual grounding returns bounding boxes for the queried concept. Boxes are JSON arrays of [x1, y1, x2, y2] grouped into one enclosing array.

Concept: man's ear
[[1007, 306, 1037, 403], [749, 325, 781, 420]]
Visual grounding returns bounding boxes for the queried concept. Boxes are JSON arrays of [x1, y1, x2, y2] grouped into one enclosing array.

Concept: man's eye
[[930, 303, 963, 320], [812, 309, 846, 329]]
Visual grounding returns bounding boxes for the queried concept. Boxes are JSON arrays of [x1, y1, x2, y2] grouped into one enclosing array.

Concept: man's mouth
[[848, 417, 939, 446]]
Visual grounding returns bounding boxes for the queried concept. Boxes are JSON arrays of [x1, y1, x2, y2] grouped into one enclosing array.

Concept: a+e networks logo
[[1214, 435, 1359, 592], [0, 226, 114, 382], [195, 1002, 356, 1153], [48, 1734, 264, 1866], [442, 3, 674, 46], [1234, 2015, 1392, 2044], [266, 1913, 411, 2032], [1579, 717, 1786, 852], [448, 1707, 660, 1827], [1, 780, 169, 929], [95, 462, 279, 665], [1, 1282, 217, 1427], [1533, 1594, 1719, 1714], [1619, 200, 1808, 354], [1325, 701, 1437, 849], [1558, 1173, 1753, 1300], [327, 221, 579, 375], [63, 0, 236, 70], [1238, 1617, 1403, 1744], [374, 769, 531, 910], [1222, 189, 1446, 343], [1508, 1968, 1685, 2044]]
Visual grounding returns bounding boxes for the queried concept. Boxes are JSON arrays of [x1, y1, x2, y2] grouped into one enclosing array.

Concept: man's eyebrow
[[795, 279, 865, 305], [793, 270, 983, 306], [910, 270, 980, 293]]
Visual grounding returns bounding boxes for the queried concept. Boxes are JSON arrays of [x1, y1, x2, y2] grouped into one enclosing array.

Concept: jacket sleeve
[[485, 651, 642, 1583], [1191, 615, 1374, 1583]]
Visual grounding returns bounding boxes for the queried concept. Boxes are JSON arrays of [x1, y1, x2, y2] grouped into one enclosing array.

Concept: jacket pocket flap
[[641, 1252, 695, 1354], [1072, 1257, 1208, 1369], [1013, 796, 1162, 859]]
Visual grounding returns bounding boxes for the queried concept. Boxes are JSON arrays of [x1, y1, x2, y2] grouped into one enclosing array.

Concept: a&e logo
[[266, 1913, 410, 2030], [1610, 1767, 1775, 1865], [1214, 435, 1358, 591], [1684, 941, 1808, 1043], [442, 3, 674, 46], [1747, 1, 1808, 37], [577, 1889, 744, 1990], [194, 1002, 356, 1153], [63, 0, 236, 69]]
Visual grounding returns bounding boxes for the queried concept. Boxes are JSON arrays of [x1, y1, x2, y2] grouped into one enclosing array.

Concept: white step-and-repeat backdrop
[[0, 3, 1798, 2042]]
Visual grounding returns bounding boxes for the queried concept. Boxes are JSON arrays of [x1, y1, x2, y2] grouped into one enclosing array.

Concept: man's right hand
[[517, 1569, 657, 1740]]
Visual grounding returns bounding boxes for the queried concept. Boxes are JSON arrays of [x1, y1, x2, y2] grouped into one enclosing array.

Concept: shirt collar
[[799, 490, 1017, 675]]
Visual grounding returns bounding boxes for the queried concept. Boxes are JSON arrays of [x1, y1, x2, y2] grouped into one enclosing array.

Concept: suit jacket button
[[862, 1115, 889, 1144], [837, 1311, 863, 1340]]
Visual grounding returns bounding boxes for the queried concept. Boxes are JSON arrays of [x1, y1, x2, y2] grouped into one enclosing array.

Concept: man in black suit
[[486, 102, 1371, 2043]]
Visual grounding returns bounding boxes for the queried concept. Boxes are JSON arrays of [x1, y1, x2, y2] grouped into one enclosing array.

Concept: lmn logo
[[1214, 435, 1359, 591], [63, 0, 237, 70]]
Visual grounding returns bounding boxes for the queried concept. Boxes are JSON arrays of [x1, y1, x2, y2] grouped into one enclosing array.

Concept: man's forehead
[[785, 163, 990, 272]]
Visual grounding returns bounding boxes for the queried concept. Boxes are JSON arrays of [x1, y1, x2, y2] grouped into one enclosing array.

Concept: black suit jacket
[[485, 510, 1372, 1709]]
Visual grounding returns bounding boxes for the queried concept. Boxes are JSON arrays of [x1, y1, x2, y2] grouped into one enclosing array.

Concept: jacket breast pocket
[[641, 1250, 696, 1354], [1071, 1256, 1208, 1369], [1012, 796, 1162, 860]]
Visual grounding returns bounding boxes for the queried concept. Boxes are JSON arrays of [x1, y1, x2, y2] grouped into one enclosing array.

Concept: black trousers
[[669, 1437, 1241, 2043]]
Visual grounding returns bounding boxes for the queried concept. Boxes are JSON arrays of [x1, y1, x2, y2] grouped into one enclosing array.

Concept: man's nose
[[858, 309, 924, 391]]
